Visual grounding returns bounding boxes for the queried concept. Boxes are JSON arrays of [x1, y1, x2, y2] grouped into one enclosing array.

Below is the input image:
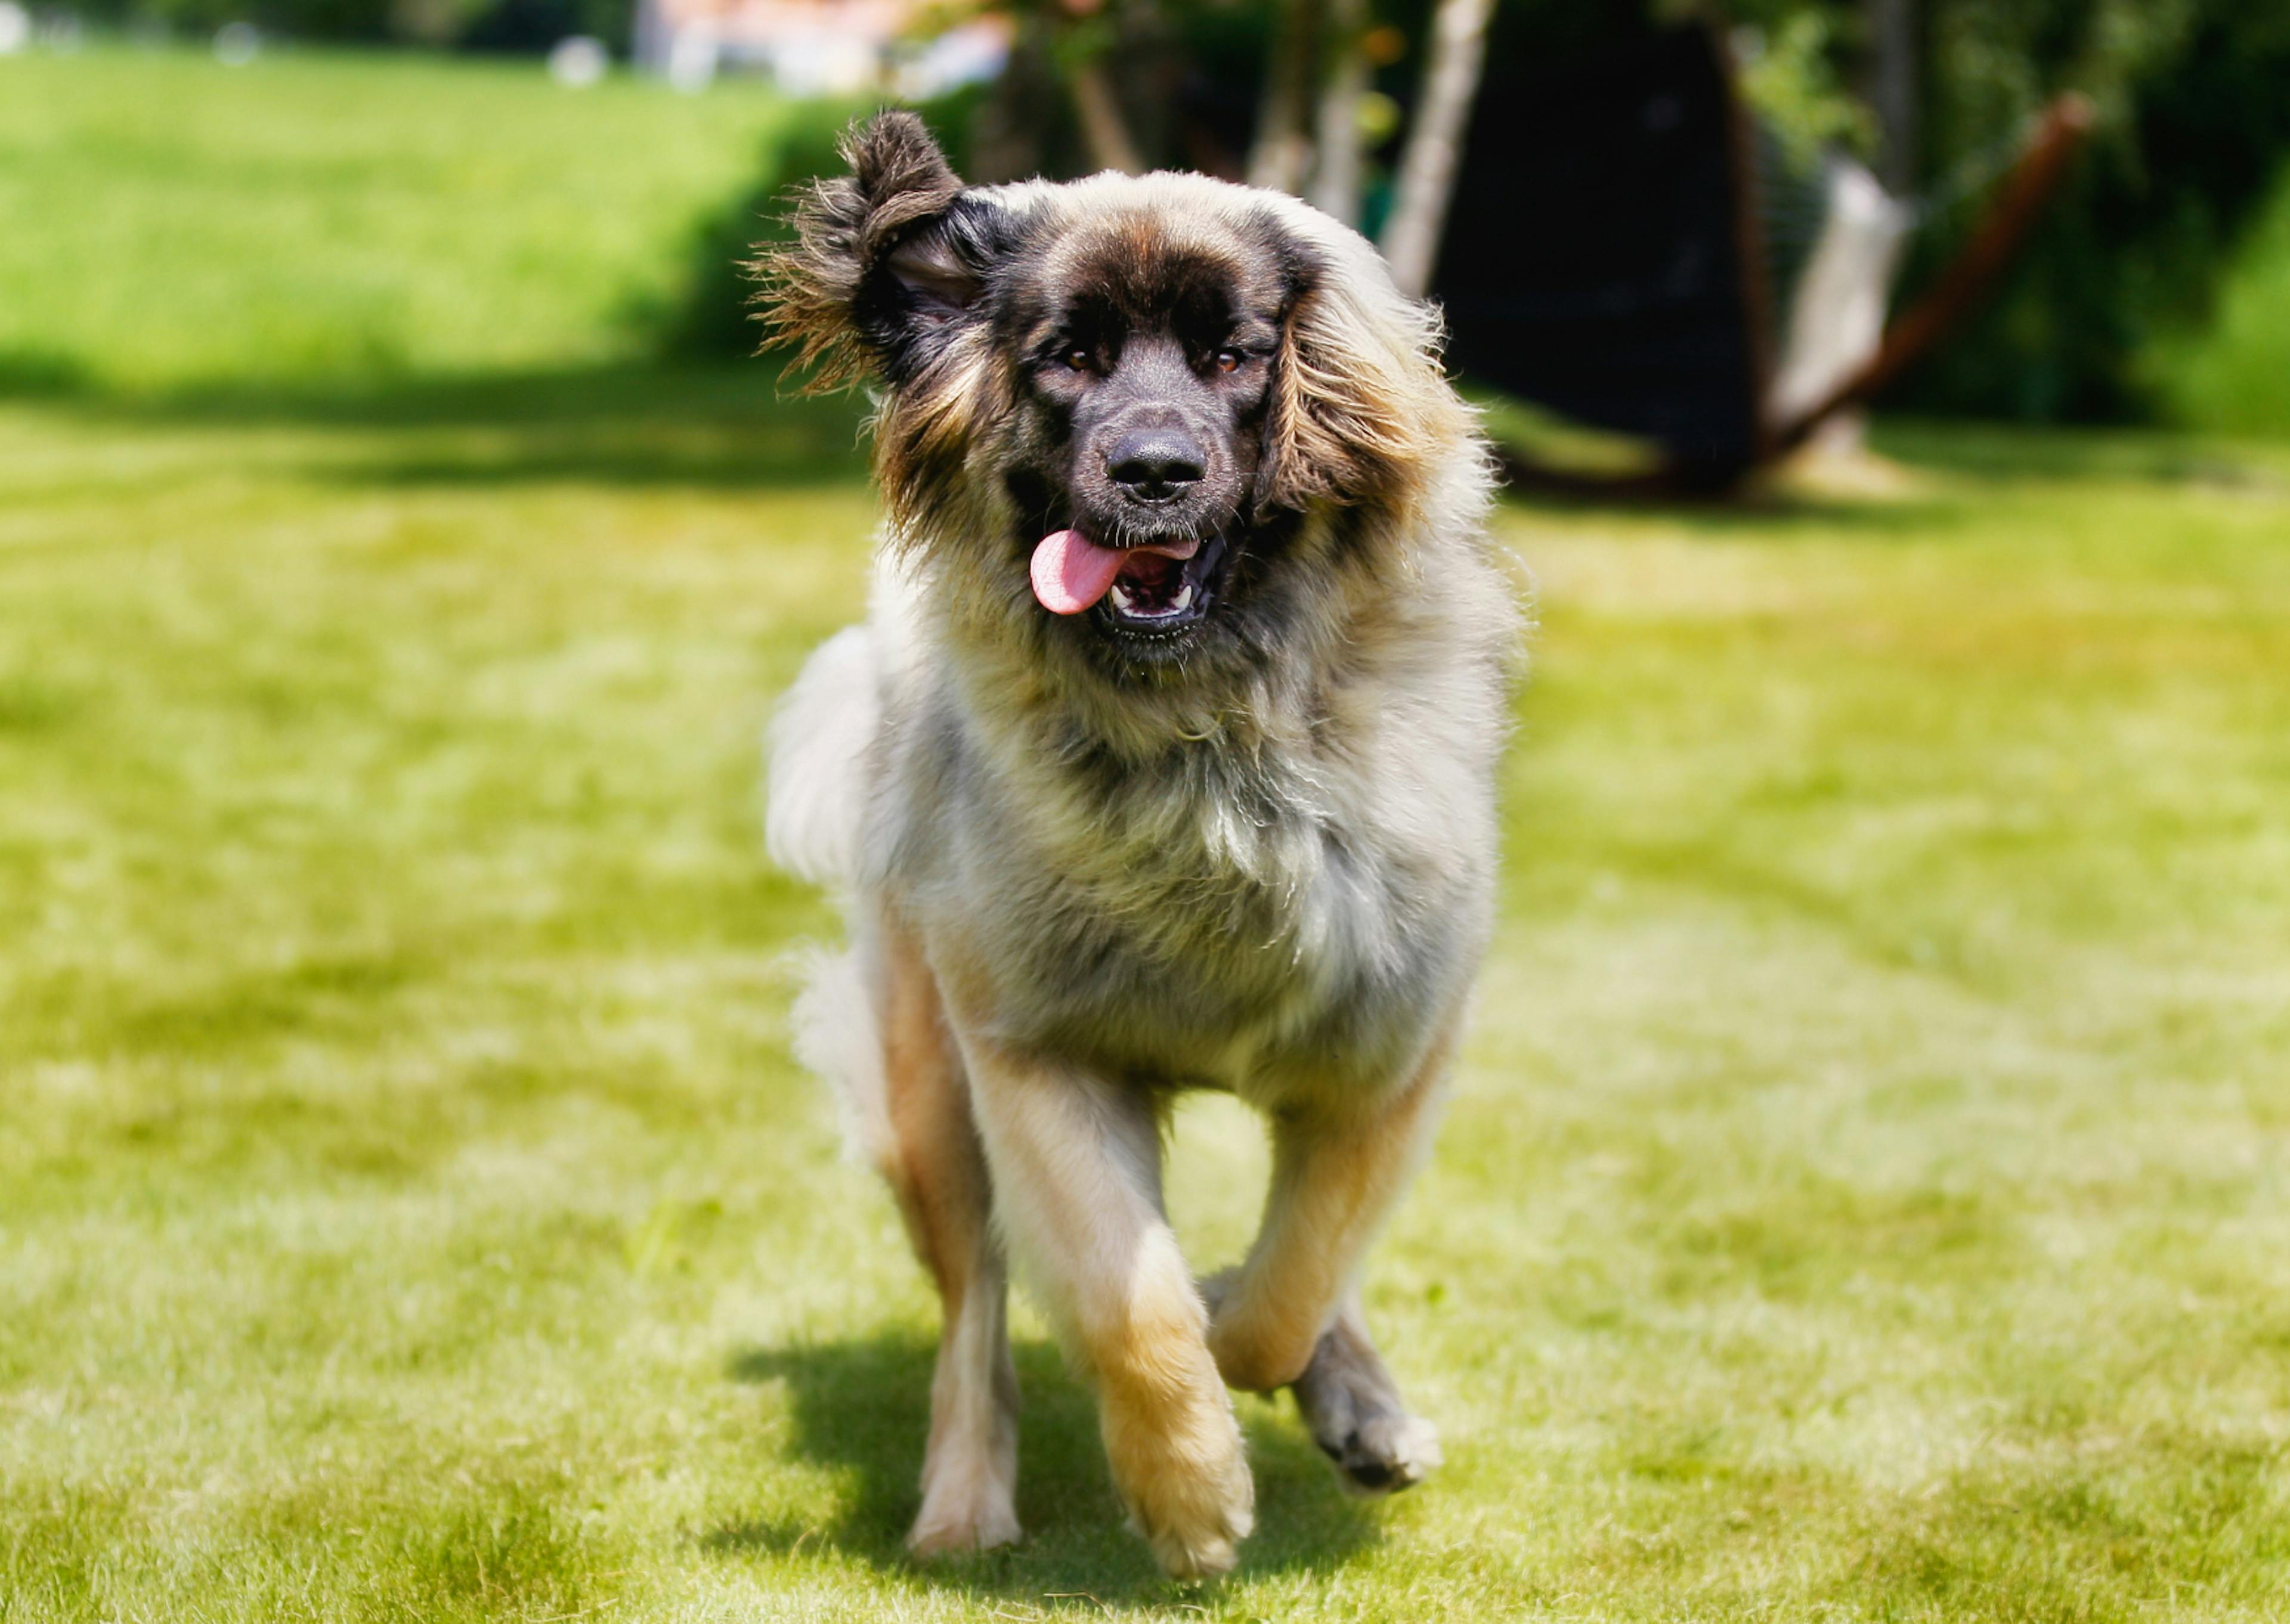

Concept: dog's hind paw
[[1290, 1310, 1442, 1497], [1316, 1410, 1442, 1496], [906, 1492, 1021, 1559]]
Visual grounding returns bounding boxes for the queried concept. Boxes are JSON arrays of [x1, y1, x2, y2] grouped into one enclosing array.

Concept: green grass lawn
[[7, 43, 2290, 1624], [0, 47, 793, 392]]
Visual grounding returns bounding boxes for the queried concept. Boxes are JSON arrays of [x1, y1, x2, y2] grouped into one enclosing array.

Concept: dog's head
[[762, 112, 1472, 678]]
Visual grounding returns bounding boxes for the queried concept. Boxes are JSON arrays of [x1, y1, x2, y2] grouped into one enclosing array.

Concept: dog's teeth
[[1107, 575, 1196, 622]]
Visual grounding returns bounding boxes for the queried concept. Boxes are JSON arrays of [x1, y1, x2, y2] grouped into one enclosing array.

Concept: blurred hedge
[[658, 102, 862, 364], [61, 0, 2290, 431], [76, 0, 626, 49], [2154, 166, 2290, 435], [1897, 1, 2290, 424]]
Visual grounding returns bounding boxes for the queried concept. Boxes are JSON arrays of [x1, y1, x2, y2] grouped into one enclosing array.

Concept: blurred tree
[[1862, 0, 1915, 190], [1717, 0, 2290, 420], [1380, 0, 1491, 294], [80, 0, 2276, 426], [1905, 0, 2290, 420]]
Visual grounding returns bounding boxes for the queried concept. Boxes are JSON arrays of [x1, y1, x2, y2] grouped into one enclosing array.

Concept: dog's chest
[[924, 730, 1478, 1091]]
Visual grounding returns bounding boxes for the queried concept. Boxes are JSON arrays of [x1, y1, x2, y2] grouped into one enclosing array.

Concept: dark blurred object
[[636, 0, 2280, 439], [460, 0, 627, 55], [1433, 26, 1766, 481], [1899, 1, 2290, 422], [658, 98, 871, 361], [1437, 22, 2091, 492]]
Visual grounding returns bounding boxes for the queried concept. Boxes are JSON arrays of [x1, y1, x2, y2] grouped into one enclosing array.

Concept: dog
[[759, 111, 1518, 1577]]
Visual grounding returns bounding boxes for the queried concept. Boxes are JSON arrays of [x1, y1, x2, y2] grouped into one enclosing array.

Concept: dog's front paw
[[1107, 1394, 1255, 1578], [1122, 1456, 1254, 1579]]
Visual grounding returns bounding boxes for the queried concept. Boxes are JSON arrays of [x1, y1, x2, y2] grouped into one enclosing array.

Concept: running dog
[[760, 111, 1518, 1578]]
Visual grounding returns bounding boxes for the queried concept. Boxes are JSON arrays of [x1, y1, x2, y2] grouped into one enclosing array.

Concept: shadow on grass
[[19, 337, 2277, 510], [713, 1331, 1382, 1598], [1873, 416, 2290, 488], [1505, 482, 1970, 540], [0, 355, 875, 491], [23, 350, 2267, 510], [1488, 416, 2286, 534]]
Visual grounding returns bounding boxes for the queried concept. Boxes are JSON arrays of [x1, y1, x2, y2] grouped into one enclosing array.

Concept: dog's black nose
[[1107, 429, 1205, 500]]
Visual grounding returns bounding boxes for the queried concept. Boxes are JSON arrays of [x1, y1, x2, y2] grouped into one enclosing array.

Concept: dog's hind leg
[[875, 920, 1022, 1557], [1289, 1287, 1443, 1495]]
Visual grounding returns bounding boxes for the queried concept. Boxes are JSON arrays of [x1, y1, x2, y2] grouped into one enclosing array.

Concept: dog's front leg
[[1208, 1019, 1457, 1397], [952, 1029, 1254, 1579]]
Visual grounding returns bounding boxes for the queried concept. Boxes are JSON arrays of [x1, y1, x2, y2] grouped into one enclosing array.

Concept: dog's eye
[[1213, 349, 1243, 374], [1064, 348, 1094, 373]]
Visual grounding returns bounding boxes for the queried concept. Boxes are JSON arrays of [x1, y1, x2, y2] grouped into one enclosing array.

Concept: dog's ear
[[1254, 233, 1472, 516], [757, 111, 999, 391]]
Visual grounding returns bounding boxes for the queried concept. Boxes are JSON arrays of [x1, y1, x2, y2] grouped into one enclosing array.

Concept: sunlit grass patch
[[0, 48, 793, 392], [4, 387, 2289, 1620]]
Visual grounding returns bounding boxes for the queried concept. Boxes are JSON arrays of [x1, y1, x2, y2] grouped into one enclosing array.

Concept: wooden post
[[1771, 95, 2096, 454], [1070, 57, 1146, 173]]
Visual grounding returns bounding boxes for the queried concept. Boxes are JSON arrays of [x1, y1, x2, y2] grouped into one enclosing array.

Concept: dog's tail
[[766, 624, 880, 888], [767, 624, 895, 1172], [787, 934, 893, 1173]]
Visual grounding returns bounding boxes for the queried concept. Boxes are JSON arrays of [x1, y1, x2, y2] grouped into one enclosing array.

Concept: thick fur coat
[[763, 111, 1519, 1577]]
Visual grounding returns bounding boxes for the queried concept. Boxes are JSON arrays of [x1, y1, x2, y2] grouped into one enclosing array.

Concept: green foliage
[[1528, 0, 2290, 427], [1821, 0, 2290, 425], [1737, 10, 1874, 164], [2155, 166, 2290, 434], [73, 0, 626, 49], [658, 98, 872, 364]]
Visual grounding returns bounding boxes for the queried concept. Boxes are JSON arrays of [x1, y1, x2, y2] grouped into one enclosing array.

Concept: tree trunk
[[1070, 55, 1146, 174], [1863, 0, 1918, 194], [1308, 0, 1369, 225], [1248, 0, 1322, 195], [1379, 0, 1494, 298]]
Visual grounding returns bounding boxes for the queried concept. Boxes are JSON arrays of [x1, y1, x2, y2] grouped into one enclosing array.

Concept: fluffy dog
[[760, 111, 1518, 1577]]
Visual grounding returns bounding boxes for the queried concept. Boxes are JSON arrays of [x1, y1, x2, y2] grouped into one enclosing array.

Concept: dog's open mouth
[[1030, 529, 1225, 635]]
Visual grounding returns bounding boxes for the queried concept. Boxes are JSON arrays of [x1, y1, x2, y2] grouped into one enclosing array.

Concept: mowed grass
[[7, 44, 2290, 1624], [8, 389, 2290, 1622]]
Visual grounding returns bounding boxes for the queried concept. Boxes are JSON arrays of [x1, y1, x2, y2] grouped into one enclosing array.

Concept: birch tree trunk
[[1308, 0, 1370, 225], [1863, 0, 1919, 194], [1070, 57, 1146, 174], [1248, 0, 1322, 195], [1379, 0, 1494, 298]]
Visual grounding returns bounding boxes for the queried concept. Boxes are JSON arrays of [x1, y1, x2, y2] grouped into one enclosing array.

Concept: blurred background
[[3, 0, 2289, 439], [7, 5, 2290, 1621]]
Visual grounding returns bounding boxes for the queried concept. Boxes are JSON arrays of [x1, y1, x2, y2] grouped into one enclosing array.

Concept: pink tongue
[[1030, 528, 1127, 615]]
